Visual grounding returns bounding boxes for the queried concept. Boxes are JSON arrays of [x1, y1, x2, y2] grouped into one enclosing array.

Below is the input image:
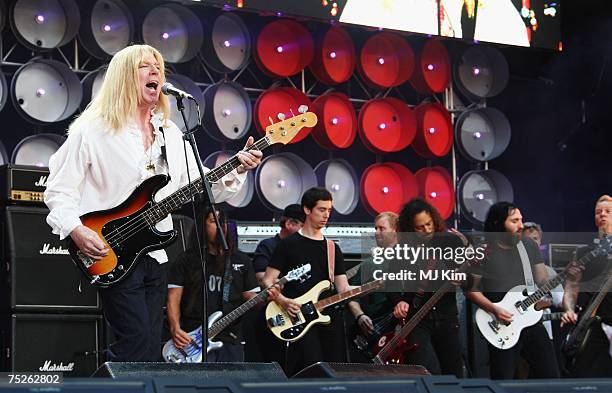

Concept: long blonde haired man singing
[[44, 45, 262, 361]]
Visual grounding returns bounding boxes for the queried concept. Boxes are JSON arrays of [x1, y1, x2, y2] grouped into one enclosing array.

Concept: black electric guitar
[[562, 266, 612, 363], [371, 255, 480, 364], [68, 111, 317, 287]]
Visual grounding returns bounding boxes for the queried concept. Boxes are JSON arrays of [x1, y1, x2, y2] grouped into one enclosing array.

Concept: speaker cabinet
[[292, 362, 430, 378], [0, 313, 103, 377], [93, 361, 287, 381], [0, 206, 99, 311]]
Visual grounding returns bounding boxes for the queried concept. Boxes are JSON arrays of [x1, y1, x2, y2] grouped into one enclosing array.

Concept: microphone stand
[[175, 95, 229, 363]]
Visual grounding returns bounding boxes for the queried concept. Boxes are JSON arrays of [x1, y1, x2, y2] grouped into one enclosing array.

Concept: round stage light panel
[[360, 162, 419, 216], [310, 26, 355, 85], [413, 103, 453, 158], [166, 74, 203, 132], [455, 46, 509, 101], [10, 0, 80, 50], [358, 97, 416, 153], [255, 153, 316, 212], [11, 133, 66, 167], [80, 0, 134, 59], [455, 107, 511, 162], [359, 32, 415, 89], [203, 80, 251, 142], [11, 58, 83, 124], [315, 159, 359, 215], [254, 87, 313, 144], [0, 66, 8, 112], [204, 150, 254, 208], [202, 12, 251, 73], [80, 66, 107, 108], [312, 92, 356, 150], [415, 166, 455, 220], [0, 140, 8, 166], [254, 19, 314, 78], [410, 39, 451, 94], [458, 169, 514, 224], [142, 3, 203, 63]]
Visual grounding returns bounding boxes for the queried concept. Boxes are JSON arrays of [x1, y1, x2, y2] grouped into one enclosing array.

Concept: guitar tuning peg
[[277, 113, 286, 121], [298, 105, 308, 114]]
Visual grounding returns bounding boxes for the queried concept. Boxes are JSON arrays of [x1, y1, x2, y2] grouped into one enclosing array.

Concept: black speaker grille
[[1, 313, 103, 377], [93, 362, 287, 381], [1, 206, 99, 310]]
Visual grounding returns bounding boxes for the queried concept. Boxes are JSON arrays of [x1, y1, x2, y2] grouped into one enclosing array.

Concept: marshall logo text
[[35, 176, 48, 188], [40, 360, 75, 372], [40, 243, 70, 255]]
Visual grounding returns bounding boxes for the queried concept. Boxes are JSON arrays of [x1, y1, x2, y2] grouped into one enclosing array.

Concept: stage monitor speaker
[[92, 361, 287, 381], [292, 362, 430, 379], [0, 206, 100, 311], [0, 313, 103, 377]]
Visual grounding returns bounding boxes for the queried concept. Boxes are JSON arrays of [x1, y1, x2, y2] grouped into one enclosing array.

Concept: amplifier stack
[[0, 164, 103, 376]]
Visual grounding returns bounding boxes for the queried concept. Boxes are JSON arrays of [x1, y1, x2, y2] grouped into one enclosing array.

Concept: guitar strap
[[412, 258, 438, 310], [517, 241, 536, 293], [158, 127, 168, 167], [222, 253, 233, 302], [326, 239, 335, 284]]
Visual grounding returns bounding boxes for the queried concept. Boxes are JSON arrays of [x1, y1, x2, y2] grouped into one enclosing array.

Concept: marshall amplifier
[[0, 164, 50, 205], [0, 206, 100, 311], [0, 313, 103, 377]]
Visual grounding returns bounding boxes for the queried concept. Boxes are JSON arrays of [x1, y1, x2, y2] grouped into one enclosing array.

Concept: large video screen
[[203, 0, 561, 50]]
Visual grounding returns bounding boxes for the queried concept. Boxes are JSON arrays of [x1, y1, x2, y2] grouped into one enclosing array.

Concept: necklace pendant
[[145, 163, 155, 173]]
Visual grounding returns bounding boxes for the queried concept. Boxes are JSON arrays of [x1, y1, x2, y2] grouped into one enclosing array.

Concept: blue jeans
[[99, 255, 167, 362]]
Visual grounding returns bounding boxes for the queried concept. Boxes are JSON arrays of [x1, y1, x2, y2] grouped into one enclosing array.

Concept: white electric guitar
[[162, 264, 311, 362], [476, 236, 611, 349]]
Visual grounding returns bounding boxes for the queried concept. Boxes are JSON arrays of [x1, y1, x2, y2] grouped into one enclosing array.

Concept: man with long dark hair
[[387, 198, 466, 377], [166, 207, 258, 362], [466, 201, 559, 378]]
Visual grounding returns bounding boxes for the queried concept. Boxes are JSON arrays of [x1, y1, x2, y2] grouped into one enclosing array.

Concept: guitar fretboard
[[209, 274, 287, 339], [315, 280, 382, 311], [519, 247, 602, 310], [143, 136, 271, 224]]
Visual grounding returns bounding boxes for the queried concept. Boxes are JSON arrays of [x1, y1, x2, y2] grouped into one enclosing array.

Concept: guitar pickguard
[[279, 302, 319, 340]]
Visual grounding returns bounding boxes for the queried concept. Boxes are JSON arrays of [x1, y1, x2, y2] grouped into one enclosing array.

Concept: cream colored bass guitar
[[266, 279, 383, 342]]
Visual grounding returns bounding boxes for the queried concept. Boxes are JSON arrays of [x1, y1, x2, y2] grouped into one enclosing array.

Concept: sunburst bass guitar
[[69, 111, 317, 287], [266, 279, 383, 342]]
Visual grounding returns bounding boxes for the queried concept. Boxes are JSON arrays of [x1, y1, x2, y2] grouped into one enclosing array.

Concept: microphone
[[161, 82, 194, 100]]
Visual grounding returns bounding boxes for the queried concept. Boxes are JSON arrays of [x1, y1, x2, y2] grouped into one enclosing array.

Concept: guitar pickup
[[267, 314, 285, 328], [488, 320, 500, 334]]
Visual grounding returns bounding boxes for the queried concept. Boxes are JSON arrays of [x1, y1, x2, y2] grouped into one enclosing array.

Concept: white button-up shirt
[[44, 111, 245, 263]]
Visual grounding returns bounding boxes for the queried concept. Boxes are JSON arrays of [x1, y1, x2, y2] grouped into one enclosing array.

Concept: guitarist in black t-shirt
[[561, 194, 612, 377], [466, 201, 559, 379], [264, 187, 350, 376], [166, 208, 258, 362]]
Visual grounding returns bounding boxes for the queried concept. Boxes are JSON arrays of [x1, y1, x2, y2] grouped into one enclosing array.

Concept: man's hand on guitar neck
[[235, 136, 263, 174], [70, 225, 109, 260], [393, 301, 410, 319]]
